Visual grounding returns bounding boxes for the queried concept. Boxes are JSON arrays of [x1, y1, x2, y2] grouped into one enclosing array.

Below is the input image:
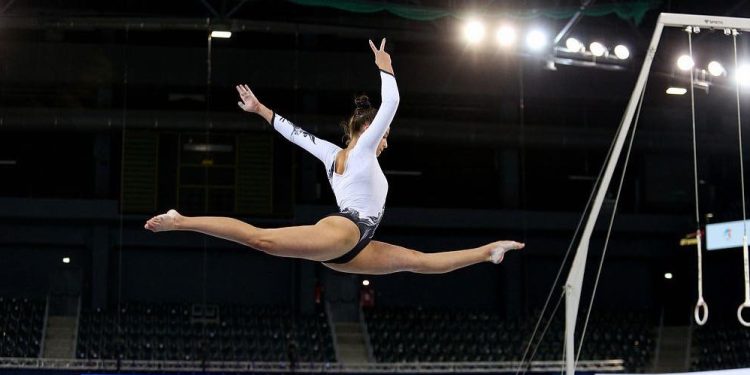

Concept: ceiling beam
[[0, 0, 17, 15], [552, 0, 596, 46]]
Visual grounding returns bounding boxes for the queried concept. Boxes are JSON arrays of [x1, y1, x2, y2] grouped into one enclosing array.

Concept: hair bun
[[354, 95, 371, 110]]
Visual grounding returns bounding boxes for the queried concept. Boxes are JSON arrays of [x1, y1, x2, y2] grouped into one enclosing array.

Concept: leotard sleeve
[[354, 70, 399, 152], [272, 113, 341, 167]]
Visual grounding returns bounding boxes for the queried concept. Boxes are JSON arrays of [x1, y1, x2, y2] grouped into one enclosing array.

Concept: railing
[[38, 295, 50, 358], [651, 307, 665, 371], [0, 357, 625, 373], [326, 301, 341, 363], [71, 295, 82, 359], [358, 305, 375, 362]]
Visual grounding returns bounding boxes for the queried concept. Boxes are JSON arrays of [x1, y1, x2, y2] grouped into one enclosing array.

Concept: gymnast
[[145, 39, 524, 275]]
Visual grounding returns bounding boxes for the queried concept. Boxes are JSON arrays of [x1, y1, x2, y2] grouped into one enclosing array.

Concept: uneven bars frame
[[564, 12, 750, 375]]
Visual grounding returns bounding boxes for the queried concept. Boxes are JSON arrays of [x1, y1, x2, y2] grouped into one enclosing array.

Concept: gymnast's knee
[[406, 251, 455, 274], [403, 250, 430, 273], [245, 229, 278, 254]]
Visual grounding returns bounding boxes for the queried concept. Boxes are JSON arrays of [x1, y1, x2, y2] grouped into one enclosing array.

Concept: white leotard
[[271, 70, 399, 228]]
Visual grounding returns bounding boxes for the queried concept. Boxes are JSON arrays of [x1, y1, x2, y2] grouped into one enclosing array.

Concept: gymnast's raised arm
[[355, 39, 400, 153], [236, 84, 340, 165]]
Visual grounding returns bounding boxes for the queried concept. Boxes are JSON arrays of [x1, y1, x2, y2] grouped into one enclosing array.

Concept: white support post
[[563, 12, 750, 375], [563, 14, 664, 375]]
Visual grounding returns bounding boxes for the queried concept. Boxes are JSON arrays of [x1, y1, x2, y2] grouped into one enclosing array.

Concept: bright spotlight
[[677, 55, 694, 71], [565, 37, 583, 52], [496, 25, 516, 47], [464, 20, 486, 44], [737, 64, 750, 86], [210, 30, 232, 39], [589, 42, 606, 57], [62, 257, 71, 264], [526, 30, 547, 51], [664, 272, 673, 280], [614, 45, 630, 59], [362, 280, 370, 286], [666, 87, 687, 95], [708, 61, 725, 76]]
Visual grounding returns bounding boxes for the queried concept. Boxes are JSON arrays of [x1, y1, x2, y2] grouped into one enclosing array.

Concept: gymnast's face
[[376, 128, 390, 157]]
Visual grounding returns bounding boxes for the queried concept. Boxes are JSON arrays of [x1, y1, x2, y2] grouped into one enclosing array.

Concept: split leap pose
[[145, 39, 524, 275]]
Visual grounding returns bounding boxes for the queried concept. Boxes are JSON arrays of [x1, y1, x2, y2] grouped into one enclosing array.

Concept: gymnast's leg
[[324, 240, 524, 275], [144, 210, 359, 262]]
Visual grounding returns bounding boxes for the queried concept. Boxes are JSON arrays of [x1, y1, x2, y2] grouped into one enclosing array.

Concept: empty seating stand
[[576, 312, 654, 371], [0, 297, 45, 358], [692, 323, 750, 370], [76, 303, 335, 362], [365, 307, 529, 362], [364, 307, 654, 372]]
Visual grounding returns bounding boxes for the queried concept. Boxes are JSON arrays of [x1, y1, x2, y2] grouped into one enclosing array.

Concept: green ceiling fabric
[[288, 0, 659, 24]]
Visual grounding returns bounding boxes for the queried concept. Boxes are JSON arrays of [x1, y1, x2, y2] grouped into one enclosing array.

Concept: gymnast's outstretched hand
[[236, 84, 273, 124], [236, 84, 261, 113], [369, 38, 394, 75]]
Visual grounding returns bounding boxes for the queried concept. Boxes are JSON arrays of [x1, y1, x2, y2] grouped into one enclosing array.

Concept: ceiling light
[[589, 42, 606, 57], [210, 30, 232, 39], [464, 20, 486, 44], [565, 37, 583, 52], [496, 25, 516, 47], [677, 55, 694, 71], [666, 87, 687, 95], [526, 30, 547, 51], [707, 61, 725, 76], [614, 45, 630, 59]]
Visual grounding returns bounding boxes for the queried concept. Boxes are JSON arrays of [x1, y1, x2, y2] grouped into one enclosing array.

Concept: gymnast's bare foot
[[144, 209, 181, 232], [486, 241, 525, 264]]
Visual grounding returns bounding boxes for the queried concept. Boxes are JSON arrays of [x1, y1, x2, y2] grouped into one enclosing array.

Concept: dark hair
[[340, 94, 377, 145]]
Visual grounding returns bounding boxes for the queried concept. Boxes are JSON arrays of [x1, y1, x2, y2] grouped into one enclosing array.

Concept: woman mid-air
[[145, 39, 524, 275]]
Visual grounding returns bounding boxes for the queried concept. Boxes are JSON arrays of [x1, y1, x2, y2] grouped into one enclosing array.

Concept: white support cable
[[527, 293, 566, 365], [514, 182, 593, 375], [687, 28, 709, 326], [576, 79, 649, 366], [515, 111, 624, 375], [515, 52, 637, 374], [732, 29, 750, 327]]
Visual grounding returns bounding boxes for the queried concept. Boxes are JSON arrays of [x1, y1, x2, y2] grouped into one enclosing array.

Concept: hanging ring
[[741, 236, 750, 327], [694, 235, 707, 326], [694, 297, 708, 326], [738, 300, 750, 327]]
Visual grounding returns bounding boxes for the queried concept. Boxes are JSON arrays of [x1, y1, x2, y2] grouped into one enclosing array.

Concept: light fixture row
[[674, 55, 750, 83], [462, 20, 630, 60], [564, 38, 630, 60], [463, 20, 550, 51], [667, 57, 750, 95]]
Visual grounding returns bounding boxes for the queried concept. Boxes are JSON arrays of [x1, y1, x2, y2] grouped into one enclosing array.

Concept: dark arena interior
[[2, 1, 750, 375]]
